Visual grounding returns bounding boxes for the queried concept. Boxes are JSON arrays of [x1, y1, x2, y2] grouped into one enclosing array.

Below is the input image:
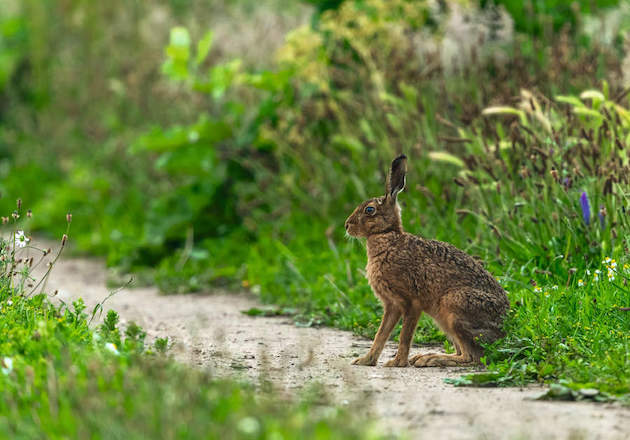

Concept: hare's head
[[345, 155, 407, 238]]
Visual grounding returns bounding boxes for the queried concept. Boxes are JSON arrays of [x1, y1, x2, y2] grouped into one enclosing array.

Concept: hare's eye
[[365, 206, 375, 215]]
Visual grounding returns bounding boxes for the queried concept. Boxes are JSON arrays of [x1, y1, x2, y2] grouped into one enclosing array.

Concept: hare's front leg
[[384, 309, 422, 367], [352, 303, 401, 366]]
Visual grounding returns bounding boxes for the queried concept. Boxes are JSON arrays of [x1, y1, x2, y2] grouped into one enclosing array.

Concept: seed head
[[61, 234, 68, 246], [66, 213, 72, 223], [16, 199, 21, 210], [26, 210, 32, 218]]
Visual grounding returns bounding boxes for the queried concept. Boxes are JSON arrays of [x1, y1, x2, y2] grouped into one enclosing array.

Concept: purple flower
[[563, 177, 571, 189], [580, 191, 591, 226]]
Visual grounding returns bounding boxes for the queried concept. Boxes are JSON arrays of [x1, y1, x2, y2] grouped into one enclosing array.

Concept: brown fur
[[345, 155, 509, 367]]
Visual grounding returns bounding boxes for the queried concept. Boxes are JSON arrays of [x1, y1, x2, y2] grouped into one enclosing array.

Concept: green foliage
[[0, 13, 26, 93], [449, 87, 630, 278], [482, 0, 620, 35], [0, 206, 386, 438], [0, 292, 386, 438], [302, 0, 345, 14], [451, 266, 630, 398]]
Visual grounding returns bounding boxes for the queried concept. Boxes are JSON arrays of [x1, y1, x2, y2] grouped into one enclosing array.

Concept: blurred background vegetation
[[2, 0, 630, 396]]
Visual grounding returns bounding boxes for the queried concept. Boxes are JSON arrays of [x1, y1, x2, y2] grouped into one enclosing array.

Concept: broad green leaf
[[170, 26, 190, 47], [195, 30, 214, 66], [194, 59, 242, 99], [163, 27, 191, 80]]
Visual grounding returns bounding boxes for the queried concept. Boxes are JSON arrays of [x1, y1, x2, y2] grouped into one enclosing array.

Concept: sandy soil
[[35, 240, 629, 440]]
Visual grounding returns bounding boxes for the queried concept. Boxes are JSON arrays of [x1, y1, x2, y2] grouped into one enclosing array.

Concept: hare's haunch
[[345, 155, 509, 367]]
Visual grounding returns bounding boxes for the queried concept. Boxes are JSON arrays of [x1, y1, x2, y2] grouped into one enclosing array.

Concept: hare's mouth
[[345, 222, 358, 237]]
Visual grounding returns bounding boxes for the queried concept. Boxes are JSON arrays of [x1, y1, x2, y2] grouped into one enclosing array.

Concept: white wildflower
[[104, 342, 119, 356], [14, 231, 30, 248], [1, 357, 13, 375]]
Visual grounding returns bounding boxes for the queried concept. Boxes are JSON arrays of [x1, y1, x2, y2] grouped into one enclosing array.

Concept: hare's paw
[[384, 357, 409, 368], [414, 354, 475, 367], [352, 355, 377, 366], [409, 353, 436, 366], [412, 354, 442, 367]]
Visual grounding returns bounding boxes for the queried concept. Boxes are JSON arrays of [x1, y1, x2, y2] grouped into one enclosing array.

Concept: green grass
[[483, 270, 630, 397], [0, 236, 388, 439]]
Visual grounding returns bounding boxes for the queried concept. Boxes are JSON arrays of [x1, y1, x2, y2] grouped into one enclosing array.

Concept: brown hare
[[345, 155, 509, 367]]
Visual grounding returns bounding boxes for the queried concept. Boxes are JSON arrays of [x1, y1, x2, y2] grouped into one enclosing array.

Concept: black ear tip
[[392, 154, 407, 167]]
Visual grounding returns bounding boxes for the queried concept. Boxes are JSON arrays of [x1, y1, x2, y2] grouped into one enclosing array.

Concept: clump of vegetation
[[0, 203, 387, 438]]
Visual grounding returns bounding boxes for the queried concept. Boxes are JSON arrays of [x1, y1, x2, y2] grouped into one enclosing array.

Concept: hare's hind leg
[[413, 310, 482, 367], [412, 321, 481, 367], [413, 287, 506, 367]]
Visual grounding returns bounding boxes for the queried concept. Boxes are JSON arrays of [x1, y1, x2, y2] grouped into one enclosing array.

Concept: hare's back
[[408, 235, 503, 293]]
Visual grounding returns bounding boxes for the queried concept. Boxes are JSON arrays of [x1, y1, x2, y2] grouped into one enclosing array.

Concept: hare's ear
[[385, 154, 407, 201]]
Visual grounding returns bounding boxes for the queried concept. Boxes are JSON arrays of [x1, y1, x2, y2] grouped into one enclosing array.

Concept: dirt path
[[39, 241, 629, 439]]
